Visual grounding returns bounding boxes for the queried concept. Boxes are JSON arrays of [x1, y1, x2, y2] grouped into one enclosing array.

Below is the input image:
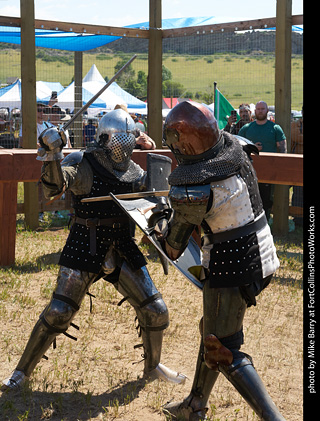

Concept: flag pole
[[213, 81, 218, 121]]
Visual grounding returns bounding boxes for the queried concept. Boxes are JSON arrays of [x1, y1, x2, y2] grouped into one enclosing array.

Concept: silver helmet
[[96, 108, 136, 170]]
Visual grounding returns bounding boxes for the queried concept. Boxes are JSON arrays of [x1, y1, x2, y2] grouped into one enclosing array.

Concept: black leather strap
[[73, 216, 129, 256]]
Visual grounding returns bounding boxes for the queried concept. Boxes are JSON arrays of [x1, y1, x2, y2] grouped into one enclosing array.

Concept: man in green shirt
[[238, 101, 287, 219]]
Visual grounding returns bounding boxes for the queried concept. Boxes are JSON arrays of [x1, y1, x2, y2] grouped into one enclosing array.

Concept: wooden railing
[[0, 149, 303, 266]]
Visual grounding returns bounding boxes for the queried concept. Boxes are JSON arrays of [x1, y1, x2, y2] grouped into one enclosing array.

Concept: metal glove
[[37, 125, 69, 161]]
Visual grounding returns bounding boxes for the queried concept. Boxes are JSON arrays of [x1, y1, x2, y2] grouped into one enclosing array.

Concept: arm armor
[[40, 151, 88, 199], [166, 218, 196, 253], [40, 161, 65, 199], [132, 171, 148, 193]]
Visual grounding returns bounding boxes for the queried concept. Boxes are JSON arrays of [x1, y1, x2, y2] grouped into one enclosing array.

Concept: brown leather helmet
[[163, 101, 219, 156]]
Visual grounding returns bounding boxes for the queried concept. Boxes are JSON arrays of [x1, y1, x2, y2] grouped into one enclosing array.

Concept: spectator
[[238, 101, 287, 220], [290, 106, 303, 226], [19, 103, 49, 148], [83, 119, 96, 146], [135, 125, 156, 150], [114, 103, 128, 112], [130, 113, 155, 150], [224, 103, 253, 135], [290, 106, 303, 154], [60, 114, 74, 147]]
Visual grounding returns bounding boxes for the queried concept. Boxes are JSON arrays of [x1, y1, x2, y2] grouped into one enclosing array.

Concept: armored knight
[[157, 101, 285, 420], [2, 108, 186, 391]]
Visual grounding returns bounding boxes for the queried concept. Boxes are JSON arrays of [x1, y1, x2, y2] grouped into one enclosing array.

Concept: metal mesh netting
[[0, 23, 303, 149]]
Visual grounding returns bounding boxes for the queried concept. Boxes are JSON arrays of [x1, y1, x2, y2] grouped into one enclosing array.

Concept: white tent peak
[[83, 64, 106, 84]]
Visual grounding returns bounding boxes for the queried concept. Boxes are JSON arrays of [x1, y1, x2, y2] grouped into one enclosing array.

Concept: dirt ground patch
[[0, 228, 303, 420]]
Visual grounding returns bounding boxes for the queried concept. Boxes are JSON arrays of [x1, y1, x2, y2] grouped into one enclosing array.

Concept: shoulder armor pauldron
[[233, 135, 259, 158], [61, 150, 84, 167]]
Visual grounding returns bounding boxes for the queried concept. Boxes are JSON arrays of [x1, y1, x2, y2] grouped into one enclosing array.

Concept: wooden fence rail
[[0, 149, 303, 266]]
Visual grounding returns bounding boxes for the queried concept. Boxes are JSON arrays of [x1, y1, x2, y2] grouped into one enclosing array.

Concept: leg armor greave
[[163, 330, 219, 420], [219, 352, 286, 420], [114, 263, 169, 369], [2, 267, 96, 390], [164, 284, 248, 419], [201, 282, 285, 420], [114, 261, 186, 384]]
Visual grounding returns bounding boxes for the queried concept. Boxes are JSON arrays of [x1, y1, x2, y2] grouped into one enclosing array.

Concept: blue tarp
[[0, 17, 303, 52]]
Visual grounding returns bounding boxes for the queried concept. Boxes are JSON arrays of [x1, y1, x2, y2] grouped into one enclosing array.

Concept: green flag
[[214, 88, 238, 130]]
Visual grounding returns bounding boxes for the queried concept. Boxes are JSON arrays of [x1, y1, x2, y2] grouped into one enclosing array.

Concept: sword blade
[[63, 54, 137, 130], [81, 190, 169, 203]]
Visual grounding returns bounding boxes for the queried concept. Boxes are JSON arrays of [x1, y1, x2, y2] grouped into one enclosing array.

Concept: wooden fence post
[[148, 0, 163, 148], [273, 0, 292, 236], [0, 181, 18, 266], [20, 0, 39, 230]]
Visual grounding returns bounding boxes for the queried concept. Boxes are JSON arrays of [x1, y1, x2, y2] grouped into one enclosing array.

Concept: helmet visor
[[163, 127, 180, 149]]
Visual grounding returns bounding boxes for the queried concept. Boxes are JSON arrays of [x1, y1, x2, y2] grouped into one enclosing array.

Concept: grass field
[[0, 49, 303, 110], [0, 217, 303, 420]]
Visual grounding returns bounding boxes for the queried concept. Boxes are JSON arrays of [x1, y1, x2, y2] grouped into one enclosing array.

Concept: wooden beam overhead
[[0, 14, 302, 40], [162, 14, 303, 38], [0, 15, 149, 38]]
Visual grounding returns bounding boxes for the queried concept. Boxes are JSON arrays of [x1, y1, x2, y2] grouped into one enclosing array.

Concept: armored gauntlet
[[37, 125, 69, 161]]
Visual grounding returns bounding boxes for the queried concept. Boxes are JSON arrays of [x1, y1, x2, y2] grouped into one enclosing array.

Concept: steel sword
[[81, 190, 169, 203], [63, 54, 137, 131]]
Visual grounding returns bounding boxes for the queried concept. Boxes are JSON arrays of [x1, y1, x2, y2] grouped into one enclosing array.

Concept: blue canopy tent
[[0, 17, 228, 51], [0, 17, 303, 51]]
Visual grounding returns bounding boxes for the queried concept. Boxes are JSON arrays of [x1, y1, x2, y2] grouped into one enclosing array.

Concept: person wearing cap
[[224, 103, 253, 135], [18, 103, 50, 148]]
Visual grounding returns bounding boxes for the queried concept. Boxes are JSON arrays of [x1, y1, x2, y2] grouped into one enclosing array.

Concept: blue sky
[[0, 0, 303, 27]]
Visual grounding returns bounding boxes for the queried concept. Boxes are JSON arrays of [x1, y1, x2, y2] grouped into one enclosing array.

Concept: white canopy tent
[[0, 79, 64, 110], [0, 79, 21, 110], [40, 64, 148, 116]]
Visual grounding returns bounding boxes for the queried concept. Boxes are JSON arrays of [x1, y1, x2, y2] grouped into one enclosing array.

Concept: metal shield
[[110, 193, 204, 290], [146, 153, 172, 191]]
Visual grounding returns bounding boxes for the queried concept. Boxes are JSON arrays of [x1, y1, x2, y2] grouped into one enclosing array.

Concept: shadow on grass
[[2, 251, 62, 276], [0, 377, 150, 420]]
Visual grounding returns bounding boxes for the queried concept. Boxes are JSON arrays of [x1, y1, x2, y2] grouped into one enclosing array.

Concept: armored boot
[[140, 328, 186, 384], [163, 341, 219, 420], [2, 267, 95, 392], [114, 262, 187, 384], [1, 317, 59, 391], [219, 352, 286, 421]]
